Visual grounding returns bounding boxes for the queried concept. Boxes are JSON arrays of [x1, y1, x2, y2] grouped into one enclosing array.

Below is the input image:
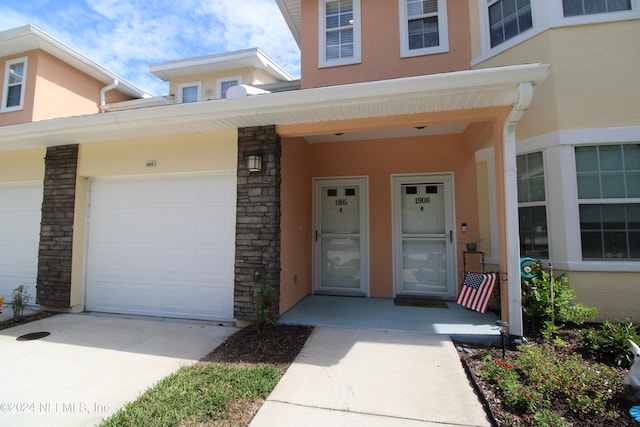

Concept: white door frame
[[313, 176, 370, 296], [391, 173, 457, 298]]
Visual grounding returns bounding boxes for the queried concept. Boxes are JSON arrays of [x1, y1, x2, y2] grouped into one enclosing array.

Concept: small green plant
[[480, 343, 623, 421], [521, 268, 597, 337], [254, 284, 278, 334], [579, 320, 640, 368], [11, 284, 30, 321], [531, 409, 571, 427]]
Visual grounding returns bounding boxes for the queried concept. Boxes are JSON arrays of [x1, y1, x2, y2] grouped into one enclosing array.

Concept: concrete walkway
[[250, 327, 491, 426], [0, 313, 236, 427]]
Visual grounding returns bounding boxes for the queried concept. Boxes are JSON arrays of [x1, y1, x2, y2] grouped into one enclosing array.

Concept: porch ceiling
[[0, 64, 549, 152]]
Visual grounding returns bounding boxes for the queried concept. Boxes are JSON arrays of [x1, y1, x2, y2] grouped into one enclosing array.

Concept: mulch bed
[[455, 328, 637, 426], [0, 311, 58, 331]]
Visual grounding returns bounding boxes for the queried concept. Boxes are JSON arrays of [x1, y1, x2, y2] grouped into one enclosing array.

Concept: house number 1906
[[415, 197, 431, 204]]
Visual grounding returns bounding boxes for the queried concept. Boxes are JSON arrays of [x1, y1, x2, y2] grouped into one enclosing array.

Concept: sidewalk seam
[[265, 399, 483, 426]]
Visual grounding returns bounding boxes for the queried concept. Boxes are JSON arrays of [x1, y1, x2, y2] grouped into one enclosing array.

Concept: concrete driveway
[[0, 313, 237, 427]]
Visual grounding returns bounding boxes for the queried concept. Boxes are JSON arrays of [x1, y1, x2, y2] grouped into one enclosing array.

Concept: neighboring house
[[0, 25, 147, 307], [0, 0, 636, 337]]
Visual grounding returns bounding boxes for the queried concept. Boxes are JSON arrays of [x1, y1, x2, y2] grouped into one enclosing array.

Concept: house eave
[[0, 63, 550, 152], [0, 25, 149, 99], [149, 48, 294, 82]]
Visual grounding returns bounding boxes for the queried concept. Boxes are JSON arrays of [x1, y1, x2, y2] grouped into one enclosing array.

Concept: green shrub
[[579, 320, 640, 368], [11, 284, 30, 321], [254, 284, 278, 334], [521, 269, 597, 337], [532, 409, 571, 427], [480, 344, 623, 420]]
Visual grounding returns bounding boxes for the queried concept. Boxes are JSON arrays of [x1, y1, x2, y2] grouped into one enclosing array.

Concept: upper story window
[[517, 152, 549, 259], [476, 1, 638, 64], [487, 0, 533, 48], [2, 57, 28, 112], [217, 76, 241, 99], [399, 0, 449, 57], [576, 144, 640, 260], [319, 0, 361, 67], [178, 82, 201, 103], [562, 0, 631, 17]]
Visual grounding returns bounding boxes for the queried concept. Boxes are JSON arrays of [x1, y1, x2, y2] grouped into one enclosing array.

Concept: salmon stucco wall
[[32, 50, 131, 121], [300, 0, 471, 88], [0, 51, 38, 126], [280, 137, 312, 313], [0, 50, 134, 126], [281, 133, 480, 300]]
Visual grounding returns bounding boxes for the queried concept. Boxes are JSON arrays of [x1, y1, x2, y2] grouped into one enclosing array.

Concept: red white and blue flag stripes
[[456, 272, 497, 314]]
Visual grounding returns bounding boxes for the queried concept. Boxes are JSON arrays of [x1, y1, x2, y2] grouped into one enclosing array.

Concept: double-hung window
[[400, 0, 449, 57], [562, 0, 631, 17], [217, 76, 241, 99], [576, 144, 640, 260], [487, 0, 533, 48], [319, 0, 361, 67], [517, 152, 549, 259], [178, 82, 201, 103], [2, 57, 27, 112]]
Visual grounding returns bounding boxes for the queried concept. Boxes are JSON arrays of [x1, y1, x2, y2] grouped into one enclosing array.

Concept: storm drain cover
[[17, 331, 50, 341]]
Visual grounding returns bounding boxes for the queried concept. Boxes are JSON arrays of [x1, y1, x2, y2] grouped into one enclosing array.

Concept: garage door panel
[[86, 174, 236, 321], [0, 183, 42, 301]]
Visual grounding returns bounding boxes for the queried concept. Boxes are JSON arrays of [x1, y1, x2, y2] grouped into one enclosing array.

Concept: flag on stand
[[456, 272, 497, 314]]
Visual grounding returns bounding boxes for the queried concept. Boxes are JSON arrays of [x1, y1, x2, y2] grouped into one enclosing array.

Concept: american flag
[[456, 272, 497, 314]]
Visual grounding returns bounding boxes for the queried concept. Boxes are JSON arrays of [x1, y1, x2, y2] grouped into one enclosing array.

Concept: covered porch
[[277, 64, 550, 337], [279, 295, 500, 344]]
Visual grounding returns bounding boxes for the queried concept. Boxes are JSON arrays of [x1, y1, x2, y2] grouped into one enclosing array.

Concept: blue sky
[[0, 0, 300, 96]]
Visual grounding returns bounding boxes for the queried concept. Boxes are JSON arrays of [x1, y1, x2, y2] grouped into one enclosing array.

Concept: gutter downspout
[[100, 80, 119, 112], [502, 82, 534, 338]]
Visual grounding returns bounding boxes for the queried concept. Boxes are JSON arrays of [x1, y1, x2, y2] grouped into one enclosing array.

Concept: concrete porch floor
[[278, 295, 500, 344]]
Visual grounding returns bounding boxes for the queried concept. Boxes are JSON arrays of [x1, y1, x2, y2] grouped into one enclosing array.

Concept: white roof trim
[[0, 63, 550, 152], [275, 0, 301, 47], [150, 48, 294, 82], [0, 25, 149, 99]]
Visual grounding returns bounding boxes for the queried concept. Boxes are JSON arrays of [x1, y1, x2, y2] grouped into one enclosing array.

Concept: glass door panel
[[314, 179, 368, 295]]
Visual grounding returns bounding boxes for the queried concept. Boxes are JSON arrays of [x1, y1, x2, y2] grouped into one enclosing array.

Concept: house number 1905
[[415, 197, 431, 204], [335, 199, 348, 206]]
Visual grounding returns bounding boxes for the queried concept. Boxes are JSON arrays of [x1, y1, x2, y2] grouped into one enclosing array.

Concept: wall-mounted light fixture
[[247, 154, 263, 172]]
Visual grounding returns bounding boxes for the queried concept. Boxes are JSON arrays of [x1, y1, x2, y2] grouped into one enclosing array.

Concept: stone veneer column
[[36, 145, 78, 308], [234, 125, 281, 321]]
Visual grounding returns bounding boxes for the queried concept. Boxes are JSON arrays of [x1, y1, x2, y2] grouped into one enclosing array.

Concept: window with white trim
[[517, 152, 549, 259], [576, 144, 640, 260], [319, 0, 361, 67], [399, 0, 449, 57], [487, 0, 533, 48], [217, 76, 241, 99], [178, 82, 201, 103], [562, 0, 631, 17], [2, 57, 28, 112]]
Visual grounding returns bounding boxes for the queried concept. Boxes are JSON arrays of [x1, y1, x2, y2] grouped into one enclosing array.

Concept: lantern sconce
[[247, 154, 262, 172]]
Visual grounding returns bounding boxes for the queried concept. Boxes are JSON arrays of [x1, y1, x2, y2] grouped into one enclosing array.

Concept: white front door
[[313, 177, 369, 296], [392, 174, 456, 298]]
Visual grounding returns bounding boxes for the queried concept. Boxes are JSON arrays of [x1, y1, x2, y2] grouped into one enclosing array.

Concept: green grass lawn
[[100, 363, 281, 427]]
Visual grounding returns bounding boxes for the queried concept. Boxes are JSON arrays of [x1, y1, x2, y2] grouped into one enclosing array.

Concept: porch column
[[37, 145, 78, 308], [496, 83, 534, 338], [234, 125, 281, 321]]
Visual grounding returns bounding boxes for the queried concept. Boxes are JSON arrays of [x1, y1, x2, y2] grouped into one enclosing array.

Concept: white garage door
[[85, 173, 236, 321], [0, 182, 42, 303]]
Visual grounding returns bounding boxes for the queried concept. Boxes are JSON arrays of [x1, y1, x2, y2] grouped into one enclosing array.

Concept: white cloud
[[0, 0, 300, 96]]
